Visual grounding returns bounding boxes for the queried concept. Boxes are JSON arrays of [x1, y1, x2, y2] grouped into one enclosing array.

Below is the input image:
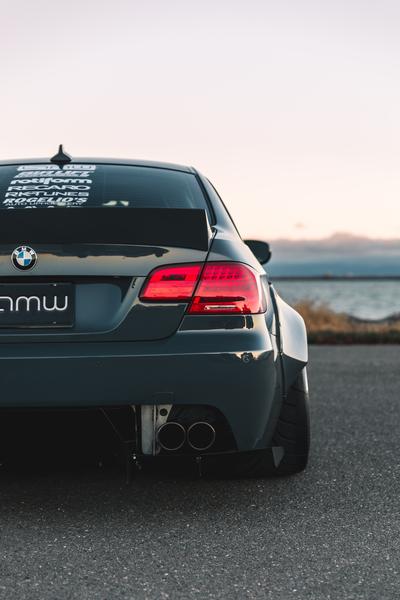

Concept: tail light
[[139, 264, 202, 302], [189, 263, 265, 314], [140, 262, 266, 314]]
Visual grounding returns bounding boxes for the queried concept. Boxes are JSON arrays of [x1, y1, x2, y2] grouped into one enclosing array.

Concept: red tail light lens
[[189, 263, 265, 314], [140, 264, 202, 302], [140, 262, 266, 314]]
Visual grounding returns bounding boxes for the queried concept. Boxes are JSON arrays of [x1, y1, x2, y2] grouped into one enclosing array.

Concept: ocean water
[[272, 279, 400, 320]]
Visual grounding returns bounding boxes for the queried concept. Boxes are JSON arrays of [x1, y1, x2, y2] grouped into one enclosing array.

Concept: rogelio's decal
[[2, 164, 96, 208]]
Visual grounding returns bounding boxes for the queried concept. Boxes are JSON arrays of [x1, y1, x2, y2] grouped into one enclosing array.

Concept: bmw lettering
[[0, 282, 74, 328], [0, 294, 69, 313]]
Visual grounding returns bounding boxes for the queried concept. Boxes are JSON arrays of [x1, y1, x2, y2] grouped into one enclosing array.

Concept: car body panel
[[0, 244, 210, 277], [0, 317, 279, 452], [268, 284, 308, 390]]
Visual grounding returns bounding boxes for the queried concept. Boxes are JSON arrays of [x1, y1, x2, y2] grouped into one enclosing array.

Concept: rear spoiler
[[0, 208, 212, 251]]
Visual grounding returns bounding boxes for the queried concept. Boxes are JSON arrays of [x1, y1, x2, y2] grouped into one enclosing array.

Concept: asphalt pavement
[[0, 346, 399, 600]]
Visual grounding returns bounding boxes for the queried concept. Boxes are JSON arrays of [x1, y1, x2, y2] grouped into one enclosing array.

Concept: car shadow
[[0, 409, 312, 522], [0, 465, 314, 533]]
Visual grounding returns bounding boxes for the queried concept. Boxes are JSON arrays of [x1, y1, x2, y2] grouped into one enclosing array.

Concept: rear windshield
[[0, 164, 208, 213]]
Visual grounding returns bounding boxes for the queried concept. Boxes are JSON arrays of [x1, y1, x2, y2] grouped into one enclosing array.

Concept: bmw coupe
[[0, 147, 309, 478]]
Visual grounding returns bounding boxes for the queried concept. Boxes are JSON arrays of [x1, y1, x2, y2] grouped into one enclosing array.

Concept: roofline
[[0, 157, 196, 174]]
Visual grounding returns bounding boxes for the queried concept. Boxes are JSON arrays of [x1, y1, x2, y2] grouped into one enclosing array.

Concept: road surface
[[0, 346, 399, 599]]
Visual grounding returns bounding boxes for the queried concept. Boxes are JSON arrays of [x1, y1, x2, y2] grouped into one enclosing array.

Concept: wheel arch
[[269, 284, 308, 391]]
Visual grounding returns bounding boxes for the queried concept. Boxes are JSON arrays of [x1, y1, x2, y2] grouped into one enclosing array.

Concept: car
[[0, 146, 309, 478]]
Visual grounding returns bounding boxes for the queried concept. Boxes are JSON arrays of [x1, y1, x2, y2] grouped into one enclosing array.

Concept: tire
[[203, 368, 310, 479], [272, 367, 310, 475]]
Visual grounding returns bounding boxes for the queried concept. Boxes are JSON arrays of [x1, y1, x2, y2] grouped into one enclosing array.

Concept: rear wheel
[[204, 368, 310, 478], [271, 367, 310, 475]]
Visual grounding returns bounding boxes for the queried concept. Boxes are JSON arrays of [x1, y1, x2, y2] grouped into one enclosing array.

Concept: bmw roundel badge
[[11, 246, 38, 271]]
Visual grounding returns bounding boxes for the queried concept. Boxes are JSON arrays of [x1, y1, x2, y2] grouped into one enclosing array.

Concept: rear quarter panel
[[269, 285, 308, 389]]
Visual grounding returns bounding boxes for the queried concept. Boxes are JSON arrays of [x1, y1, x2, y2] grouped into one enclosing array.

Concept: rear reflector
[[189, 263, 264, 314], [140, 262, 265, 314], [140, 264, 202, 302]]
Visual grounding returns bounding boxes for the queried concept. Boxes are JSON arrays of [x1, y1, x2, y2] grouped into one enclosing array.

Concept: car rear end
[[0, 159, 281, 465]]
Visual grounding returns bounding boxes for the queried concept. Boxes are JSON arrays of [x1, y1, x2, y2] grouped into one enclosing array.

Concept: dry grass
[[293, 300, 400, 344]]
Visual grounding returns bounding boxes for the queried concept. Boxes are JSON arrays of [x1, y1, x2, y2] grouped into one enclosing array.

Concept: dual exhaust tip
[[157, 421, 216, 452]]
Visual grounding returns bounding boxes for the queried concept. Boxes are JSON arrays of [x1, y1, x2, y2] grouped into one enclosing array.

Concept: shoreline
[[292, 300, 400, 345], [308, 331, 400, 344]]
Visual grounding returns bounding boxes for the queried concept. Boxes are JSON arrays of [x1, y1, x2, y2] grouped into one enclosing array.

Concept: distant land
[[266, 233, 400, 277]]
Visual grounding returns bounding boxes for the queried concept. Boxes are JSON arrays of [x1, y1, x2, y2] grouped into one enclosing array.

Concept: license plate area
[[0, 283, 74, 328]]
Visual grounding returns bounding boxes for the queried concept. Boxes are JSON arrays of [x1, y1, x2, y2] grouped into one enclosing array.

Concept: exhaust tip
[[157, 422, 186, 451], [187, 422, 216, 451]]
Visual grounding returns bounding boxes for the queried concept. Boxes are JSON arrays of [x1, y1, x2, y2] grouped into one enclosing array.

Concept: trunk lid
[[0, 162, 212, 341]]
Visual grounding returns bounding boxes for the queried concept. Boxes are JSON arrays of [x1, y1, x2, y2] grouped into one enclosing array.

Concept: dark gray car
[[0, 148, 309, 478]]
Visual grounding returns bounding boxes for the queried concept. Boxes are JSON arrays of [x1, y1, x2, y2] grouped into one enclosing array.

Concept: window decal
[[2, 164, 97, 208]]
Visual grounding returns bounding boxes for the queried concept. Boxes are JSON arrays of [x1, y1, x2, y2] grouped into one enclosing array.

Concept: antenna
[[50, 144, 72, 166]]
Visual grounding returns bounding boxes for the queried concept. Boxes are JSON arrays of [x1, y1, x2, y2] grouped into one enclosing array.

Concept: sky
[[0, 0, 399, 240]]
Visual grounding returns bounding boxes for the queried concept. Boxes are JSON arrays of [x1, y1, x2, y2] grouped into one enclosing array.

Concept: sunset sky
[[1, 0, 399, 240]]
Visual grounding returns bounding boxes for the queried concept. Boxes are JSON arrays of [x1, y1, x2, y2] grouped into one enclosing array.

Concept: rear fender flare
[[269, 285, 308, 390]]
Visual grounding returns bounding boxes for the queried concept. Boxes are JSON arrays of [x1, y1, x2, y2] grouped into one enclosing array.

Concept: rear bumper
[[0, 327, 281, 452]]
